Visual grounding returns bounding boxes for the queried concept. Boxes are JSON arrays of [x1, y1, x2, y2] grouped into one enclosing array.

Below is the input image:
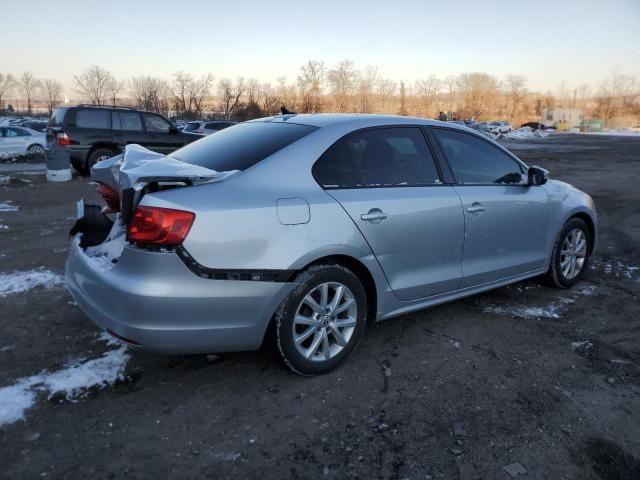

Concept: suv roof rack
[[75, 104, 137, 110]]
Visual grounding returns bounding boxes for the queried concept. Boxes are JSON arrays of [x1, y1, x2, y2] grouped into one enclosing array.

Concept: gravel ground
[[0, 134, 639, 479]]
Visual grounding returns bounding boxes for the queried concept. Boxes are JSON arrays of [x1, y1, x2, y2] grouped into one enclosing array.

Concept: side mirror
[[528, 166, 549, 186], [169, 125, 178, 134]]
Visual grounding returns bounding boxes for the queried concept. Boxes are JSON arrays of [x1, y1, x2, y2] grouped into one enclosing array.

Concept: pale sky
[[2, 0, 639, 92]]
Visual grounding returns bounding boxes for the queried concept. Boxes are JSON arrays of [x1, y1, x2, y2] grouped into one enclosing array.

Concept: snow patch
[[0, 343, 130, 428], [591, 259, 639, 279], [571, 340, 593, 350], [0, 269, 65, 297], [0, 201, 18, 212], [0, 224, 9, 230], [503, 126, 549, 140], [483, 303, 561, 319]]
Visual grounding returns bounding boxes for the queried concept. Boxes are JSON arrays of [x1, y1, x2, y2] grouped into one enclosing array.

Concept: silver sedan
[[65, 114, 597, 375]]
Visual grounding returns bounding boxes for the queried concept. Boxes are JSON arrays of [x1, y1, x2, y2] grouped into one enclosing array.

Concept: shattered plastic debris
[[571, 340, 593, 350], [79, 215, 127, 271], [0, 269, 65, 297]]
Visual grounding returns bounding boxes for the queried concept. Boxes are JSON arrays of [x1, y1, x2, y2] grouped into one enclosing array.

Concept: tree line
[[1, 62, 638, 126]]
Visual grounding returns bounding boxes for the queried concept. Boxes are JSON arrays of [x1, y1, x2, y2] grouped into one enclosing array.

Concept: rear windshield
[[171, 122, 318, 171], [49, 107, 69, 127]]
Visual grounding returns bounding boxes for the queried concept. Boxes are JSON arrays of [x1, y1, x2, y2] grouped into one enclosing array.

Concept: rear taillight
[[97, 184, 120, 213], [127, 206, 195, 246], [56, 132, 70, 146]]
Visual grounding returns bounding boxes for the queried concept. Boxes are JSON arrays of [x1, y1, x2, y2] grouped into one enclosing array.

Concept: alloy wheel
[[293, 282, 358, 362], [560, 228, 587, 280]]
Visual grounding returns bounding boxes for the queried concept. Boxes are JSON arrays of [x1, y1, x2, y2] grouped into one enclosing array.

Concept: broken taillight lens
[[97, 184, 121, 213], [56, 132, 70, 146], [127, 206, 195, 246]]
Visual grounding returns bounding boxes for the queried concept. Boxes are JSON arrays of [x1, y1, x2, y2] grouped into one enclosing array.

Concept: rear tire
[[546, 218, 592, 288], [275, 264, 367, 376], [85, 148, 118, 174], [26, 144, 44, 156]]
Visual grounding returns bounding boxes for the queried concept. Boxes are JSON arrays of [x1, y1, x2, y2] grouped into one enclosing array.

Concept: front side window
[[143, 114, 171, 132], [75, 109, 110, 129], [183, 122, 200, 132], [171, 121, 318, 171], [433, 128, 525, 185], [7, 128, 28, 137]]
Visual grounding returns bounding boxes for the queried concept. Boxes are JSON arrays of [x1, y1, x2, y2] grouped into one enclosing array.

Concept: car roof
[[249, 113, 457, 129]]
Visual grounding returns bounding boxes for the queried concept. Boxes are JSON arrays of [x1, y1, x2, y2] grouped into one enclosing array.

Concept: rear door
[[3, 127, 29, 153], [315, 126, 465, 301], [112, 111, 149, 150], [431, 127, 550, 287]]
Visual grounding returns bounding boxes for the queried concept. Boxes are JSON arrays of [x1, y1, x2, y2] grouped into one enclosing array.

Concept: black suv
[[46, 105, 203, 173]]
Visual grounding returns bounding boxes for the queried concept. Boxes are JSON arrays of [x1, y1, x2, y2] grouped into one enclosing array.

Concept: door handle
[[466, 203, 485, 214], [361, 209, 388, 222]]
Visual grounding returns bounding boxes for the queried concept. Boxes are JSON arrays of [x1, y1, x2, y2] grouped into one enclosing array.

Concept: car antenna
[[280, 106, 296, 115]]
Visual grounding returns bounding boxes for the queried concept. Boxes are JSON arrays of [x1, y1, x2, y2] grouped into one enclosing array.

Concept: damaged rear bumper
[[65, 237, 296, 354]]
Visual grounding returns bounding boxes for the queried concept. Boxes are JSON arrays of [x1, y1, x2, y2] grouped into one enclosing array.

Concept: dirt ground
[[1, 134, 639, 479]]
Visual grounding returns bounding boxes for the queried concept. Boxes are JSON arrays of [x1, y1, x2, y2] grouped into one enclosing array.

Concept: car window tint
[[8, 128, 29, 137], [204, 123, 217, 129], [75, 109, 110, 129], [183, 123, 200, 131], [5, 128, 18, 137], [49, 107, 68, 127], [433, 128, 524, 185], [117, 112, 143, 131], [171, 122, 317, 171], [143, 114, 170, 132], [313, 140, 359, 189], [345, 127, 441, 187]]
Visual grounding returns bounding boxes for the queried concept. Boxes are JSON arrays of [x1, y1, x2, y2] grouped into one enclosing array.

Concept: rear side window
[[115, 112, 143, 131], [49, 108, 68, 127], [183, 122, 200, 132], [171, 122, 318, 171], [314, 127, 441, 188], [75, 109, 110, 129], [433, 128, 525, 185], [7, 128, 29, 137]]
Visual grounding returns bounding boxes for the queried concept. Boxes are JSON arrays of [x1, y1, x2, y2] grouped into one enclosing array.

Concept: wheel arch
[[567, 211, 597, 255]]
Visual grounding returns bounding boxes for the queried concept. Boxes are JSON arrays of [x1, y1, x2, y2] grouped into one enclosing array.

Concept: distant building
[[542, 107, 583, 129]]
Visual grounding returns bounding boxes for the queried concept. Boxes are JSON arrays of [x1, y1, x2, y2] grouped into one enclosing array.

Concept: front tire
[[27, 144, 44, 155], [86, 148, 118, 174], [546, 218, 592, 288], [275, 264, 367, 375]]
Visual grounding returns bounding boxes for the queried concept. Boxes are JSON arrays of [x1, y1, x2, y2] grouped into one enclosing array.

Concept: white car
[[182, 120, 236, 135], [0, 126, 46, 157], [487, 121, 512, 134]]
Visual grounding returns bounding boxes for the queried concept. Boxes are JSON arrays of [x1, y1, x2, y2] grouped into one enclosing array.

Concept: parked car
[[0, 126, 46, 156], [183, 120, 236, 135], [19, 120, 49, 133], [477, 122, 491, 131], [66, 114, 597, 375], [521, 122, 547, 130], [46, 105, 204, 174], [487, 121, 512, 134]]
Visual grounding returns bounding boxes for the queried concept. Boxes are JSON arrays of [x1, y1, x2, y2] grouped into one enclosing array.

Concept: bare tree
[[19, 72, 41, 115], [0, 73, 15, 111], [357, 65, 380, 113], [415, 75, 441, 118], [189, 74, 214, 117], [43, 79, 63, 116], [297, 60, 325, 113], [73, 66, 115, 105], [172, 71, 195, 118], [218, 77, 245, 120], [131, 76, 166, 112], [276, 76, 297, 111], [107, 78, 126, 106], [246, 78, 260, 105], [260, 82, 279, 115], [456, 72, 501, 119], [327, 60, 358, 112], [505, 74, 527, 119], [377, 78, 396, 112], [398, 80, 408, 116]]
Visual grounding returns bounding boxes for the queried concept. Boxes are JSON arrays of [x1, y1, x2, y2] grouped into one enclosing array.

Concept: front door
[[431, 127, 550, 287], [313, 126, 465, 301]]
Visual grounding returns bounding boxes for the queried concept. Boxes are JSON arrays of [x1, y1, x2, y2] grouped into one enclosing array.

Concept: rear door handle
[[361, 209, 388, 222], [466, 202, 485, 214]]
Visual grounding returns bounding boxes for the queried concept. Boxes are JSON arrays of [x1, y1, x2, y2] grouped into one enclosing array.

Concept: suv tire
[[275, 264, 367, 376], [85, 148, 119, 174]]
